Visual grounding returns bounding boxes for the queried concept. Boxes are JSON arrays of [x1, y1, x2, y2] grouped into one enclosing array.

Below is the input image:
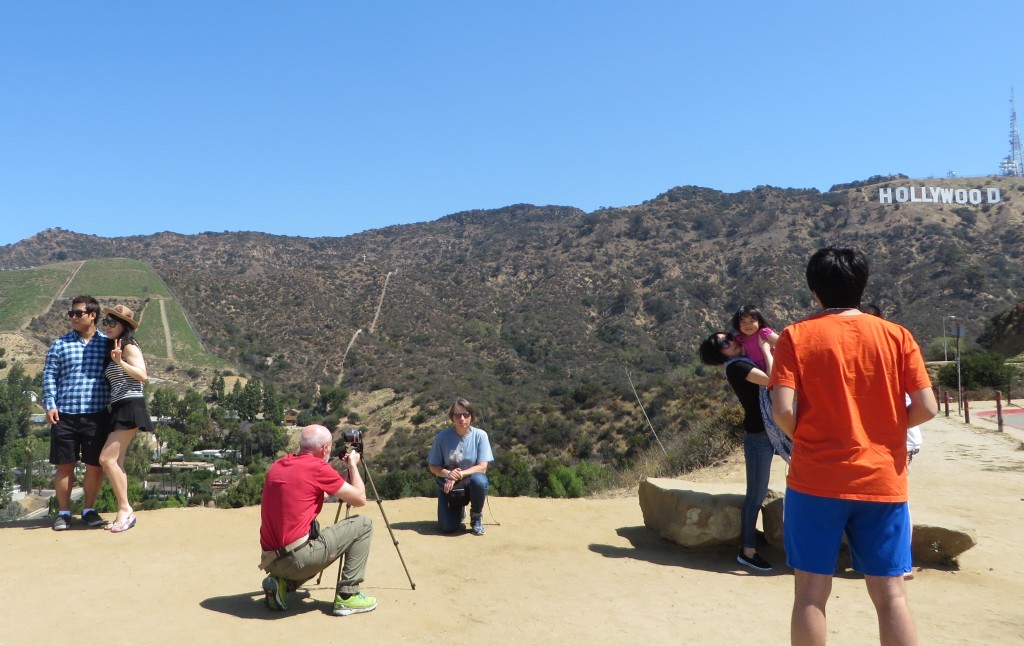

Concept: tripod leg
[[361, 458, 416, 590]]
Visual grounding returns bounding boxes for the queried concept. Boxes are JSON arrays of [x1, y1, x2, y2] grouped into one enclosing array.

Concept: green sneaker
[[263, 575, 288, 611], [332, 592, 377, 616]]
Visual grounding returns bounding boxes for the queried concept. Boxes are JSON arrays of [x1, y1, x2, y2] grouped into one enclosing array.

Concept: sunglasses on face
[[68, 310, 89, 319], [101, 318, 121, 327], [719, 333, 735, 349], [452, 413, 471, 419]]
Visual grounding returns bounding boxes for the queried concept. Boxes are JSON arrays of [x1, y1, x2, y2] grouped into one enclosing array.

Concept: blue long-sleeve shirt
[[42, 330, 110, 415]]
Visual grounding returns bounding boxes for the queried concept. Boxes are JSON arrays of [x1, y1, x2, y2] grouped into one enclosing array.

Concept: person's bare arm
[[771, 386, 797, 439], [745, 366, 770, 387], [332, 450, 366, 507], [907, 387, 938, 428], [758, 337, 774, 376]]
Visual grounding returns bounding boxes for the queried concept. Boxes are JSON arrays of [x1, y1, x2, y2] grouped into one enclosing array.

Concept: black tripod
[[315, 453, 416, 591]]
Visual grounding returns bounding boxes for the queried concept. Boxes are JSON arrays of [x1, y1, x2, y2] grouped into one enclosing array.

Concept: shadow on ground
[[200, 589, 326, 619], [589, 525, 789, 577]]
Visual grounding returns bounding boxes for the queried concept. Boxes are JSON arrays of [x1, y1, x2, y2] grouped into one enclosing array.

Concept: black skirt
[[110, 397, 154, 433]]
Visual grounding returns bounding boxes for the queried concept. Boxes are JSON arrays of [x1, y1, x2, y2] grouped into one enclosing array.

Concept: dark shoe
[[52, 514, 71, 531], [737, 551, 773, 572], [82, 509, 106, 528], [471, 517, 485, 536], [263, 575, 288, 611]]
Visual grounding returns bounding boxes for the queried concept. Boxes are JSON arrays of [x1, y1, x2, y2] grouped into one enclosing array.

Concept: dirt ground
[[2, 405, 1023, 645]]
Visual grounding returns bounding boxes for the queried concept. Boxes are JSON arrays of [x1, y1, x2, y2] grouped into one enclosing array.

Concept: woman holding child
[[699, 329, 775, 572]]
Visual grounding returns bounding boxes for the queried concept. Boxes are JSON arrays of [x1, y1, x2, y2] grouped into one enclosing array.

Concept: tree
[[0, 363, 33, 446], [149, 387, 178, 420], [124, 435, 152, 481], [218, 473, 264, 508], [937, 351, 1014, 390], [225, 380, 243, 412], [6, 434, 45, 492], [209, 373, 225, 402], [315, 386, 349, 416], [177, 389, 207, 421], [0, 451, 16, 519], [249, 420, 287, 458], [262, 381, 284, 425], [238, 378, 263, 422], [489, 453, 537, 497]]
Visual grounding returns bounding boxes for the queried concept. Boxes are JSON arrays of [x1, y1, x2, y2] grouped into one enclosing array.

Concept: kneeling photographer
[[427, 399, 494, 536], [259, 424, 377, 616]]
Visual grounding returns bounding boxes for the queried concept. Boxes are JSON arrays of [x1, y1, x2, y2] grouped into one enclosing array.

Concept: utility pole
[[999, 88, 1023, 176]]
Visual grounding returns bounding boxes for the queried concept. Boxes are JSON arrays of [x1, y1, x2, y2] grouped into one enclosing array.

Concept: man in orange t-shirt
[[770, 247, 936, 646]]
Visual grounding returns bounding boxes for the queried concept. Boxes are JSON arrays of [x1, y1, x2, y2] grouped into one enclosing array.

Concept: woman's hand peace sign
[[111, 338, 123, 365]]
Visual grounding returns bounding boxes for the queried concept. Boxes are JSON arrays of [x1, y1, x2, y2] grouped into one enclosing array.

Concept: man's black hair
[[805, 246, 868, 309], [71, 295, 101, 317]]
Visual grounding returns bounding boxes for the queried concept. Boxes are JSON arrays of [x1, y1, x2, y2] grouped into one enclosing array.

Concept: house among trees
[[283, 408, 300, 427]]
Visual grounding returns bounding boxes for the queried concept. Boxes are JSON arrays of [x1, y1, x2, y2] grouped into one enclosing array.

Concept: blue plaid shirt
[[42, 330, 111, 415]]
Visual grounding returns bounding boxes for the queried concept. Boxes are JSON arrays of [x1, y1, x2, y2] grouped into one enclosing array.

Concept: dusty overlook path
[[1, 407, 1022, 645]]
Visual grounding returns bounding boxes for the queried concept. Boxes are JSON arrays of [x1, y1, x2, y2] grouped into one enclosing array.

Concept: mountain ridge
[[2, 177, 1022, 465]]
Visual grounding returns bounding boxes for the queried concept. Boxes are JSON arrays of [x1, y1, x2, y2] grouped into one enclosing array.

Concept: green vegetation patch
[[0, 266, 76, 330], [163, 299, 226, 368], [134, 300, 169, 359], [65, 258, 171, 298]]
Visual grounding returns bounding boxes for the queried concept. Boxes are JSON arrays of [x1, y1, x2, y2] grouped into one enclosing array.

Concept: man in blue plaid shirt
[[44, 295, 111, 531]]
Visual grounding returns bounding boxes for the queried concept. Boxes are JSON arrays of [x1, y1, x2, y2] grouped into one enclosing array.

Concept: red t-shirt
[[769, 312, 931, 502], [259, 453, 344, 551]]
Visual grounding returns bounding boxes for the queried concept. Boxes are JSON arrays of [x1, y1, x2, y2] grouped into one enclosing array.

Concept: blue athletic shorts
[[784, 488, 911, 577]]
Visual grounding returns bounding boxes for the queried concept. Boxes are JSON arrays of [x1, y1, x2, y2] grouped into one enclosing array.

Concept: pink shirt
[[735, 326, 774, 370]]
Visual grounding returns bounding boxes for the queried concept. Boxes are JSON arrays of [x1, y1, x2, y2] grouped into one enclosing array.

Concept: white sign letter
[[969, 189, 982, 205], [987, 188, 1001, 203], [879, 188, 893, 204]]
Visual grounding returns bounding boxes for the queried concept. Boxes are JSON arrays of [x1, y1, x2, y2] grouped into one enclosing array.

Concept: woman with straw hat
[[98, 304, 153, 533]]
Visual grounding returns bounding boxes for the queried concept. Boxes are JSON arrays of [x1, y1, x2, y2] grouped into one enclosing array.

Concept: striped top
[[43, 330, 110, 414], [105, 347, 145, 403]]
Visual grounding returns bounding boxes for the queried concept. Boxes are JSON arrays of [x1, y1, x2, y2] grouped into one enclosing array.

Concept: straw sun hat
[[102, 304, 139, 330]]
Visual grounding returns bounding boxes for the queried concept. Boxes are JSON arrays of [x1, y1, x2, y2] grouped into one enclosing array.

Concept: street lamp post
[[956, 323, 963, 414], [942, 315, 957, 362]]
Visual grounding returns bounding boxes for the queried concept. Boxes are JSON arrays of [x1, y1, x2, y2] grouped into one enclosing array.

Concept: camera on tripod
[[341, 428, 364, 454]]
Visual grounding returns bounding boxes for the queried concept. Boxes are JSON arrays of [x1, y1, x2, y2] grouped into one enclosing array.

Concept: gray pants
[[268, 515, 373, 596]]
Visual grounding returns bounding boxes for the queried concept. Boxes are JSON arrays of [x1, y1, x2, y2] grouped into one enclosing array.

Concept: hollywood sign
[[878, 186, 1001, 205]]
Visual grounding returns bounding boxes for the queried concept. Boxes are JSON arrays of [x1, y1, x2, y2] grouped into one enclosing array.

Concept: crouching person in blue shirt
[[428, 399, 494, 535]]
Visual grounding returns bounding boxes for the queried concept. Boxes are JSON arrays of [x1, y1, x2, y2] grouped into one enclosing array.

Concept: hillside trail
[[19, 260, 84, 332], [157, 297, 174, 360], [368, 270, 392, 334]]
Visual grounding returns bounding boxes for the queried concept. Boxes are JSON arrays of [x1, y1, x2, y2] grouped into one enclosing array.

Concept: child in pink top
[[730, 305, 779, 374]]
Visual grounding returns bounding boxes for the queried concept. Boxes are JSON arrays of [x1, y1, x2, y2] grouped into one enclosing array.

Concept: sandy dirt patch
[[1, 412, 1022, 645]]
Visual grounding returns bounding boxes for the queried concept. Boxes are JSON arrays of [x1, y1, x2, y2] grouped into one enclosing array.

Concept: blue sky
[[1, 1, 1021, 246]]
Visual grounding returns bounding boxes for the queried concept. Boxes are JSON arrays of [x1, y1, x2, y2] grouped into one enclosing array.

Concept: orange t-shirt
[[769, 311, 931, 502]]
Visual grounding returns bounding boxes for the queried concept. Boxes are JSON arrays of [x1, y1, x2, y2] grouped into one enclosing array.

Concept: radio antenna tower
[[999, 88, 1023, 176]]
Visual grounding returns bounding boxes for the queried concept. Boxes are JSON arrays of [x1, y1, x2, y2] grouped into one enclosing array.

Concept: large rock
[[639, 478, 783, 548], [910, 522, 977, 564], [761, 493, 785, 547], [640, 479, 977, 566]]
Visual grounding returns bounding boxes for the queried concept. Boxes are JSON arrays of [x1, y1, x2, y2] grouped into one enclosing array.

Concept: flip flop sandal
[[111, 514, 137, 533]]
